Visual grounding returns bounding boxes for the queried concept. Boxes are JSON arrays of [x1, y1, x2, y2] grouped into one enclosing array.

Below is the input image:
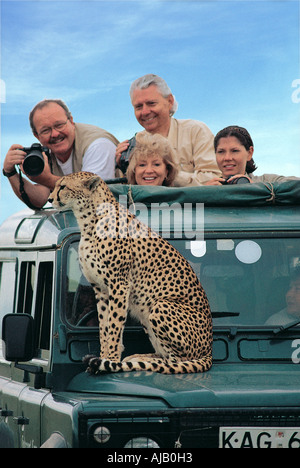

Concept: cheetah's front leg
[[93, 287, 110, 358], [95, 282, 130, 361]]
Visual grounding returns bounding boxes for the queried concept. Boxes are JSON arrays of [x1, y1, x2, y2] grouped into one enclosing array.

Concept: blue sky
[[0, 0, 299, 224]]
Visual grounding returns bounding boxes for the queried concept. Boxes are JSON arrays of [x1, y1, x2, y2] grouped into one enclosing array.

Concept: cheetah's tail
[[83, 354, 212, 375]]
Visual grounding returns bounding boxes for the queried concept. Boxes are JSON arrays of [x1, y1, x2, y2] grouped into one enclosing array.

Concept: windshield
[[64, 237, 300, 329]]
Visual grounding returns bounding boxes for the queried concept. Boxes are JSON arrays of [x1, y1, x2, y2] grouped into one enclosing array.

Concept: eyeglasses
[[37, 119, 69, 137]]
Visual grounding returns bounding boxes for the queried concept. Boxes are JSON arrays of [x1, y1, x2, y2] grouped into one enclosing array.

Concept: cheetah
[[49, 172, 213, 375]]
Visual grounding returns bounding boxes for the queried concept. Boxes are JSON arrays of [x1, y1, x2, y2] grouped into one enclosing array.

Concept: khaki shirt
[[250, 173, 300, 183], [167, 118, 221, 186]]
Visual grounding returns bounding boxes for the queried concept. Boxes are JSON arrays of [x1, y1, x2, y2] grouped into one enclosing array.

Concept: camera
[[222, 175, 250, 185], [119, 136, 136, 174], [22, 144, 50, 177]]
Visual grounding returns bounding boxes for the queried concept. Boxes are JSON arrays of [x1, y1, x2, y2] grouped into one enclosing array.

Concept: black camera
[[222, 175, 250, 185], [22, 144, 50, 177], [119, 136, 136, 174]]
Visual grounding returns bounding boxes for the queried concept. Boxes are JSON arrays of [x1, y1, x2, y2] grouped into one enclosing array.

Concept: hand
[[3, 144, 26, 173], [226, 174, 252, 184], [204, 177, 226, 186], [116, 140, 129, 166]]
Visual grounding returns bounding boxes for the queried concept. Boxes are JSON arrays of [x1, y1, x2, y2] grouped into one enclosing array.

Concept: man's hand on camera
[[116, 140, 129, 166], [3, 144, 26, 174]]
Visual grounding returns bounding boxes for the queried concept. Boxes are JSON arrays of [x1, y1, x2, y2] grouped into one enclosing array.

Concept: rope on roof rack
[[264, 183, 276, 204]]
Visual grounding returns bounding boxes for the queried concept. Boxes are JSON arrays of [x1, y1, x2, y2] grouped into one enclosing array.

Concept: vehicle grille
[[78, 408, 300, 448]]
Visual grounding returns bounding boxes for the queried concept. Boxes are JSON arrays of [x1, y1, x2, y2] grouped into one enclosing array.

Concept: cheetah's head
[[48, 172, 113, 213]]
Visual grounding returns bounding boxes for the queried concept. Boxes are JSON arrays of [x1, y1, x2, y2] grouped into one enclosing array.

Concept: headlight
[[124, 437, 160, 448], [93, 426, 111, 444]]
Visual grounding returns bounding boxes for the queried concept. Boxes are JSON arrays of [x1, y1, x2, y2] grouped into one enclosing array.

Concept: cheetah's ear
[[84, 175, 102, 192]]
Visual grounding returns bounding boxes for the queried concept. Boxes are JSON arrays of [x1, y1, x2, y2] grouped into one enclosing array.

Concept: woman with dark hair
[[205, 125, 299, 185]]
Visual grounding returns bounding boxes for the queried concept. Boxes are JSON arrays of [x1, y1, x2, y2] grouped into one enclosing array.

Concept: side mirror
[[2, 313, 35, 362]]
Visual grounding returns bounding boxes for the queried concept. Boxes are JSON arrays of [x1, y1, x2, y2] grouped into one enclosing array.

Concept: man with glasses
[[2, 99, 119, 209]]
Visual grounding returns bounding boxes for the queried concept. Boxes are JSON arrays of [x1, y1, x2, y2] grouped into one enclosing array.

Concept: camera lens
[[234, 176, 250, 185], [23, 152, 45, 176]]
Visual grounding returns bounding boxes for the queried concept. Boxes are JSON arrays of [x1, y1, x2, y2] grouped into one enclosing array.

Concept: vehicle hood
[[67, 363, 300, 408]]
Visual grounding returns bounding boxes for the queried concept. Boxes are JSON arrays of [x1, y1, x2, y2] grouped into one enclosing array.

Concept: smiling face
[[215, 136, 254, 178], [33, 102, 76, 161], [131, 85, 174, 137], [134, 154, 169, 186]]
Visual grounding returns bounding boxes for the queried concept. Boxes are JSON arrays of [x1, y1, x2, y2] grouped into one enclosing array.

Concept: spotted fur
[[49, 172, 213, 374]]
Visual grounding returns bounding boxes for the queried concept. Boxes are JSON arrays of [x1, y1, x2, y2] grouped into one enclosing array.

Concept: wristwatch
[[2, 167, 17, 178]]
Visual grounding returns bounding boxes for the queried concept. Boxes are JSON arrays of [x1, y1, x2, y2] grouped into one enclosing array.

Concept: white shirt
[[265, 308, 300, 326], [56, 137, 116, 180]]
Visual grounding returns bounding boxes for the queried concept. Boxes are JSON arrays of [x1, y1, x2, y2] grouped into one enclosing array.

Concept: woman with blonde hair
[[126, 132, 178, 186]]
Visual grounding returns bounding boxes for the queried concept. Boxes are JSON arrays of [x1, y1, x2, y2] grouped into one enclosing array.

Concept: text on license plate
[[220, 427, 300, 448]]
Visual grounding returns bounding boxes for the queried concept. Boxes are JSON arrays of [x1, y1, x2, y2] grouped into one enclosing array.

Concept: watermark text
[[94, 197, 204, 241]]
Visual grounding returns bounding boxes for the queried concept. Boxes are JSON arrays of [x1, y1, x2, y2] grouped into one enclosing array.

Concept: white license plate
[[220, 427, 300, 448]]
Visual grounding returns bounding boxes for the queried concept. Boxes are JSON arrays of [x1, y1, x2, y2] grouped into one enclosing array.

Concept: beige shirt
[[250, 173, 300, 183], [167, 118, 221, 186]]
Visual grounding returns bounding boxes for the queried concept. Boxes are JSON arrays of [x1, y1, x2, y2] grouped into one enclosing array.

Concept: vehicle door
[[1, 251, 54, 447]]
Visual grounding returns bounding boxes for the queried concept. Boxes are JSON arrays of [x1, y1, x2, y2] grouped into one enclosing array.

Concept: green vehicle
[[0, 181, 300, 449]]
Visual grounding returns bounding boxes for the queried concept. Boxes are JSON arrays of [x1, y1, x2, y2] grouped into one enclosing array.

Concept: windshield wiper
[[273, 319, 300, 335], [212, 312, 240, 318]]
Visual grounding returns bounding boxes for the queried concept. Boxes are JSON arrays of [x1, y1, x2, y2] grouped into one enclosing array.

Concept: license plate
[[220, 427, 300, 448]]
